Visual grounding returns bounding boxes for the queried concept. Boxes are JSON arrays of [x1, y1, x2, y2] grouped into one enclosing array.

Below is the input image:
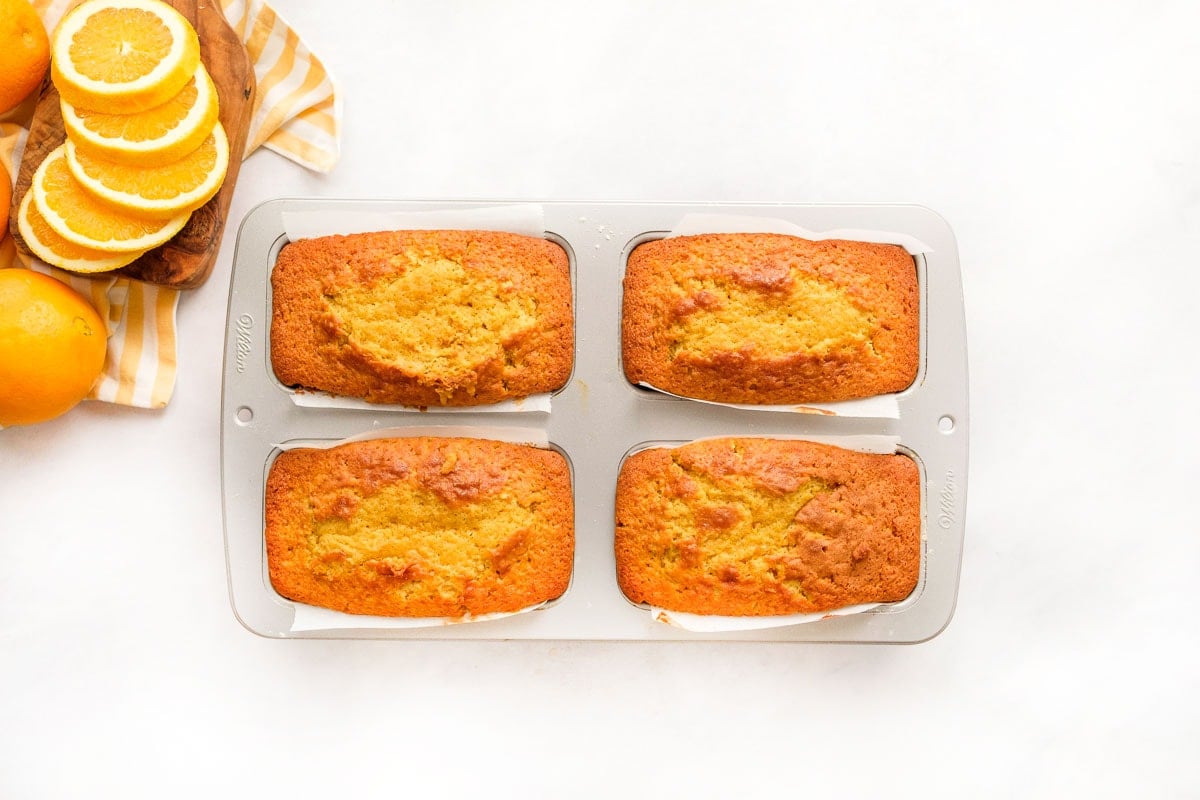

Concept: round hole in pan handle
[[937, 415, 955, 434]]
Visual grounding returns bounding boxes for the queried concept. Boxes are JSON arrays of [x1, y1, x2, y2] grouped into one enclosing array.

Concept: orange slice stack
[[25, 0, 228, 273]]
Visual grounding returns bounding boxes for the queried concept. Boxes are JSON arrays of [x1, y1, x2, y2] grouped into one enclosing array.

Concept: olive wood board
[[7, 0, 256, 289]]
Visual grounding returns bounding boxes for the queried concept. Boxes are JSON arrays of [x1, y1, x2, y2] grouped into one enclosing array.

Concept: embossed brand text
[[937, 469, 956, 529], [234, 314, 253, 374]]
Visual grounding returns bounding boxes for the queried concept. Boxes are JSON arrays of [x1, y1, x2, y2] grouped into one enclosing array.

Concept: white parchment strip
[[636, 382, 900, 419], [668, 212, 933, 255], [633, 433, 900, 455], [290, 600, 550, 632], [278, 426, 553, 632], [650, 603, 883, 632], [288, 391, 552, 414], [274, 425, 550, 451], [281, 203, 545, 240]]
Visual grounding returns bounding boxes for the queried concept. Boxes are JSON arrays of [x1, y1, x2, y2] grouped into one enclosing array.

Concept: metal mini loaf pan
[[221, 199, 967, 642]]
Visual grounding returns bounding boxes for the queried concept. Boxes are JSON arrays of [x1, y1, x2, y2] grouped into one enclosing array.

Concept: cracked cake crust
[[270, 229, 572, 407], [621, 233, 918, 405], [614, 438, 920, 616]]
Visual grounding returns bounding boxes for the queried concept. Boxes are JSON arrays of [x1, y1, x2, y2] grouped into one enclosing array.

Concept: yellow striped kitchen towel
[[0, 0, 340, 410], [222, 0, 342, 173]]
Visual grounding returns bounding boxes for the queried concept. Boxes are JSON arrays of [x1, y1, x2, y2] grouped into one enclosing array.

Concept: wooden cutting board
[[7, 0, 255, 289]]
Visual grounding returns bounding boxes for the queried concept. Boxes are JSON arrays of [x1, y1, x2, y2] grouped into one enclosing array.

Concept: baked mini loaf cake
[[266, 437, 573, 617], [622, 233, 919, 404], [615, 438, 920, 616], [271, 229, 573, 406]]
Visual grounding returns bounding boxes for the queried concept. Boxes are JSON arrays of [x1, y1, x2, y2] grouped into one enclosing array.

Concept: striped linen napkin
[[0, 0, 340, 410]]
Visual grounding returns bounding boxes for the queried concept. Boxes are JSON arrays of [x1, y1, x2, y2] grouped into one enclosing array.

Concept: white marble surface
[[2, 1, 1198, 796]]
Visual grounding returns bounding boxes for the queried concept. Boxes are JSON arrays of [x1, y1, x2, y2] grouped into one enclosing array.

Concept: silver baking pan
[[220, 200, 968, 642]]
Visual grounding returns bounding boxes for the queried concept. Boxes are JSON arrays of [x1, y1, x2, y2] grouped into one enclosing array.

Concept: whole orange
[[0, 0, 50, 115], [0, 161, 11, 247], [0, 269, 107, 426]]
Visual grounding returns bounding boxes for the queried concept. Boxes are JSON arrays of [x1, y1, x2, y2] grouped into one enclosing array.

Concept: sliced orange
[[32, 144, 189, 253], [66, 122, 228, 219], [50, 0, 201, 114], [61, 63, 219, 167], [16, 191, 141, 273]]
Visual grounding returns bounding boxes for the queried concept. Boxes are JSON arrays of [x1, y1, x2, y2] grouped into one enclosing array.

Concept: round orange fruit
[[0, 268, 107, 426], [0, 0, 51, 116], [1, 165, 14, 264], [0, 160, 12, 244]]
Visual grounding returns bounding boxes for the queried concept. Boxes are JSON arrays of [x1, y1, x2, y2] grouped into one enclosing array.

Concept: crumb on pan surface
[[614, 438, 920, 616], [265, 437, 574, 617], [621, 233, 918, 404], [270, 229, 573, 406]]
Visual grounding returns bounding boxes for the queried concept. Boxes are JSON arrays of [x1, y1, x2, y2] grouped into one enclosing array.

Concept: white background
[[2, 0, 1198, 796]]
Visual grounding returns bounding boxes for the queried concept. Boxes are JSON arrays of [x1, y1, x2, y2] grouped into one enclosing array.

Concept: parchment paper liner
[[288, 392, 552, 414], [633, 384, 897, 417], [278, 204, 556, 414], [271, 425, 567, 632], [630, 213, 934, 419], [628, 434, 904, 632]]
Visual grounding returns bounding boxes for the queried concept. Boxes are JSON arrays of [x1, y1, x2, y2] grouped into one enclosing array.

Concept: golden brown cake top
[[614, 438, 920, 616], [266, 437, 574, 618], [622, 233, 919, 404], [270, 229, 573, 407]]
